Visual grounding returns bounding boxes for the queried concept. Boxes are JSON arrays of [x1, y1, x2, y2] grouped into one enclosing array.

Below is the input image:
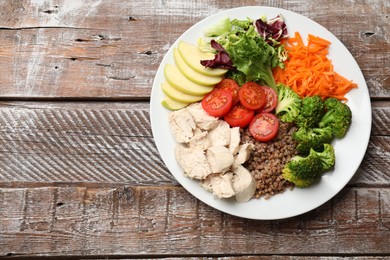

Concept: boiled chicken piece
[[188, 130, 211, 150], [234, 143, 254, 167], [206, 145, 234, 173], [208, 120, 231, 147], [228, 126, 241, 155], [168, 108, 196, 143], [232, 165, 256, 202], [200, 173, 216, 193], [201, 172, 236, 199], [175, 144, 211, 179], [186, 102, 219, 131]]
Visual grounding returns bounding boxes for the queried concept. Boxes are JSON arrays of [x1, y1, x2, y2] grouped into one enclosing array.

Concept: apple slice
[[173, 48, 223, 86], [178, 41, 228, 77], [161, 95, 189, 110], [164, 64, 214, 96], [161, 81, 204, 103]]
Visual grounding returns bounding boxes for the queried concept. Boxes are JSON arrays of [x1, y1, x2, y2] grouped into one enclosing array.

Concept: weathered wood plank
[[2, 0, 386, 30], [0, 101, 174, 185], [0, 186, 389, 256], [0, 26, 166, 99], [1, 101, 389, 185], [0, 0, 388, 98]]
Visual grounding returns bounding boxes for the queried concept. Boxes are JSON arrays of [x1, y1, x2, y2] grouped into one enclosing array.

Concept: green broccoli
[[282, 144, 335, 187], [282, 149, 324, 187], [319, 98, 352, 138], [317, 143, 336, 171], [275, 84, 302, 123], [323, 97, 339, 109], [294, 95, 325, 128], [293, 126, 333, 155]]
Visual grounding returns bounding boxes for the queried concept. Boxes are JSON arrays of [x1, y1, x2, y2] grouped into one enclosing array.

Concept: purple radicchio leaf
[[254, 15, 288, 42], [200, 40, 235, 70]]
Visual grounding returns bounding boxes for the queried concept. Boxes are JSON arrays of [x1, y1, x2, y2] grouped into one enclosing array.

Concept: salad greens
[[199, 15, 288, 90], [254, 15, 288, 44], [202, 17, 232, 37]]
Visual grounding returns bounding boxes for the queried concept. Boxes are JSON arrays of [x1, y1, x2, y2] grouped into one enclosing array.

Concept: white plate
[[150, 6, 371, 220]]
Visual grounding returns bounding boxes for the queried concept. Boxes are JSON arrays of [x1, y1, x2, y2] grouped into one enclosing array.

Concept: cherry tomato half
[[201, 88, 233, 117], [215, 79, 240, 106], [256, 86, 278, 113], [249, 112, 279, 142], [223, 103, 255, 128], [238, 82, 266, 110]]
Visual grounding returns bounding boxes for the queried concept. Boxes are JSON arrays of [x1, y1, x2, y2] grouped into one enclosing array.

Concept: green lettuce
[[199, 17, 287, 90], [221, 25, 282, 89], [202, 17, 232, 37]]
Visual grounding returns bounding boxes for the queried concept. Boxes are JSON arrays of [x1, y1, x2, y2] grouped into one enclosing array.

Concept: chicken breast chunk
[[206, 145, 234, 173], [175, 144, 211, 179], [201, 172, 236, 199], [168, 108, 196, 143], [232, 165, 256, 202], [188, 130, 211, 150], [228, 126, 241, 155], [234, 143, 254, 167], [186, 102, 219, 131], [208, 121, 231, 147]]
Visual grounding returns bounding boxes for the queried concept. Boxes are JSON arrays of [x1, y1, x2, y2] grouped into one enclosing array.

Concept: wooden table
[[1, 0, 389, 258]]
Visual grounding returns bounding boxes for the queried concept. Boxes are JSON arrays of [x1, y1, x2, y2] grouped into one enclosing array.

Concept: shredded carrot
[[273, 32, 357, 101]]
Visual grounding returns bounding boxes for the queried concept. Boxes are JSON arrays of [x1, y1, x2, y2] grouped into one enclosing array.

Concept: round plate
[[150, 6, 371, 220]]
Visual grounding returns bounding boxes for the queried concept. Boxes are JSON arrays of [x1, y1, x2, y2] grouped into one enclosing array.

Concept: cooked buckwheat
[[241, 122, 298, 199]]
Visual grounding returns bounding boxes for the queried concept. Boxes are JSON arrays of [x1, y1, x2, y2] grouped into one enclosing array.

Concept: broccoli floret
[[295, 96, 325, 128], [293, 127, 333, 155], [282, 149, 324, 187], [319, 98, 352, 138], [323, 97, 340, 109], [317, 143, 336, 171], [282, 144, 335, 187], [275, 84, 302, 123]]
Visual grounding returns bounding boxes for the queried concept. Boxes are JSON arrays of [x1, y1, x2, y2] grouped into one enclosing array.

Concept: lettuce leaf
[[199, 15, 288, 90], [202, 17, 232, 37], [222, 26, 279, 89]]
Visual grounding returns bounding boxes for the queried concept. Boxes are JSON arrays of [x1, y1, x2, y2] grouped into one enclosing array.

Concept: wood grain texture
[[0, 185, 389, 257], [0, 0, 389, 99], [1, 0, 389, 258], [0, 101, 173, 185], [0, 101, 389, 186]]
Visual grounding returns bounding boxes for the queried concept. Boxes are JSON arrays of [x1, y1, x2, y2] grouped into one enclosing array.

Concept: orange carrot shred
[[273, 32, 358, 101]]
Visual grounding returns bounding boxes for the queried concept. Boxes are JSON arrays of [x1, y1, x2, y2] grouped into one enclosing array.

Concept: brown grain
[[241, 122, 298, 199]]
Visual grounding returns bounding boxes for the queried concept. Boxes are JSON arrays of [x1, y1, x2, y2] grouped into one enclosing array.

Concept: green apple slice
[[161, 95, 189, 110], [178, 41, 228, 77], [164, 64, 214, 96], [173, 48, 223, 86], [161, 81, 204, 103]]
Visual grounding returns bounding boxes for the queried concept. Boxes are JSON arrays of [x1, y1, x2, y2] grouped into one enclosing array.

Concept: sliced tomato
[[215, 78, 240, 105], [256, 86, 278, 113], [249, 112, 279, 142], [238, 82, 266, 110], [223, 103, 255, 128], [201, 88, 233, 117]]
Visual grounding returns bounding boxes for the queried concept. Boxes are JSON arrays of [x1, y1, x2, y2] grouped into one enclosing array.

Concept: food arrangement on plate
[[150, 6, 371, 219], [160, 13, 358, 202]]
